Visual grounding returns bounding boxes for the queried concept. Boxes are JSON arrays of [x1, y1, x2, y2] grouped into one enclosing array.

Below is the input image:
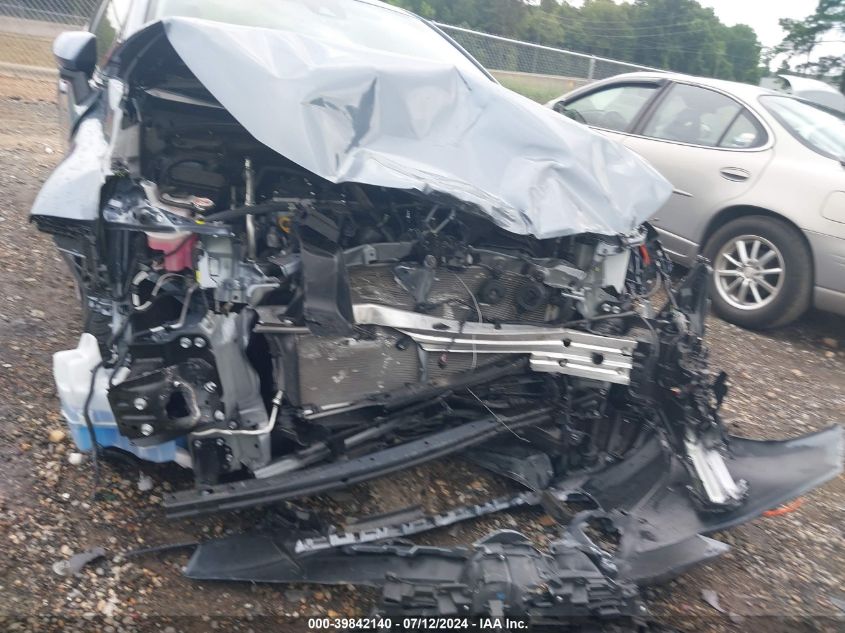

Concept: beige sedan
[[549, 72, 845, 329]]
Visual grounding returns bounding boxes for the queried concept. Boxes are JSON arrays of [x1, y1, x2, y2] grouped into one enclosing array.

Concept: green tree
[[778, 0, 845, 92], [724, 24, 763, 83], [383, 0, 764, 84], [570, 0, 636, 61], [517, 2, 566, 47]]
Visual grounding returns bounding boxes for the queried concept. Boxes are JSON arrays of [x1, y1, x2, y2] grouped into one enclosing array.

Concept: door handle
[[719, 167, 750, 182]]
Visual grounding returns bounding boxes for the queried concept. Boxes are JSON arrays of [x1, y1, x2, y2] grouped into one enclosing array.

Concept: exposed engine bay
[[32, 14, 842, 627], [39, 87, 741, 507], [38, 76, 840, 511]]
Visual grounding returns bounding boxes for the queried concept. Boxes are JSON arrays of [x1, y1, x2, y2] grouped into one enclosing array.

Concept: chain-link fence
[[0, 4, 663, 102], [0, 1, 95, 69], [436, 23, 661, 103]]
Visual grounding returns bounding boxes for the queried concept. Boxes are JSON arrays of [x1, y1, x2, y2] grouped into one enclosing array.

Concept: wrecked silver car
[[32, 0, 841, 627]]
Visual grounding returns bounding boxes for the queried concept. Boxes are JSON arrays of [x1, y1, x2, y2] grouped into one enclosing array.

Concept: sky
[[699, 0, 819, 48], [700, 0, 845, 67]]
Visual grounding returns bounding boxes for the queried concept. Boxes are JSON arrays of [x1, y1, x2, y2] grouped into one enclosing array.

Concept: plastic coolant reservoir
[[140, 181, 200, 272], [147, 233, 197, 272], [53, 334, 191, 466]]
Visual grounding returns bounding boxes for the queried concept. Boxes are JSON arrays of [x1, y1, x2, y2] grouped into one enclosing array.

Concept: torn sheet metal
[[113, 17, 672, 239]]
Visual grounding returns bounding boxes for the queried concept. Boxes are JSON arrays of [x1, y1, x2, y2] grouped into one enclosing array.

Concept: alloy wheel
[[714, 234, 785, 311]]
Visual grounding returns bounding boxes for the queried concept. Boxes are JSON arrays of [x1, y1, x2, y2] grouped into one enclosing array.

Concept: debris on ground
[[52, 547, 107, 577], [137, 474, 153, 493], [821, 337, 839, 349], [701, 589, 724, 613]]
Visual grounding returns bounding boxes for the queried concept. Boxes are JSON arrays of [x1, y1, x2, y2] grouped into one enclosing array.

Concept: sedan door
[[620, 82, 774, 261]]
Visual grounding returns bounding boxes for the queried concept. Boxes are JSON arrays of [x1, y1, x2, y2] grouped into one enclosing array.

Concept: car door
[[552, 80, 665, 143], [621, 82, 774, 260]]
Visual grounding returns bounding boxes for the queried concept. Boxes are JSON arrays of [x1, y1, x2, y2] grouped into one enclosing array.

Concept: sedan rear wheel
[[704, 216, 812, 329], [714, 234, 785, 311]]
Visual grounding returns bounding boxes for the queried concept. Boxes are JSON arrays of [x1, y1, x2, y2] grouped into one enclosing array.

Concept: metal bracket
[[353, 303, 636, 384]]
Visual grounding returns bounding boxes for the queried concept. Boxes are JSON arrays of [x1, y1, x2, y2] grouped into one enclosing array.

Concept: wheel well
[[701, 205, 814, 276]]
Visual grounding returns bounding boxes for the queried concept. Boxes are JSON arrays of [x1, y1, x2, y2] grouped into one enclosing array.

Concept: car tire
[[703, 215, 812, 330]]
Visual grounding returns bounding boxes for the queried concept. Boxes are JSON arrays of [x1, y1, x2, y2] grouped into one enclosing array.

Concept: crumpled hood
[[117, 17, 672, 239]]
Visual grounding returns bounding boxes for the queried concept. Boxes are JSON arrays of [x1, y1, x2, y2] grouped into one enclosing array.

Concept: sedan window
[[558, 84, 659, 132], [642, 83, 743, 147], [760, 95, 845, 161], [718, 111, 766, 149]]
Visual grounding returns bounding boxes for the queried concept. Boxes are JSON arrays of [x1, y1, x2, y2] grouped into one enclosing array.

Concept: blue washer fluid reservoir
[[53, 334, 190, 466]]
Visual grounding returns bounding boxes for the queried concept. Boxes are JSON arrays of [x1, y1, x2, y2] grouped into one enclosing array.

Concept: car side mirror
[[53, 31, 97, 101], [554, 101, 587, 124]]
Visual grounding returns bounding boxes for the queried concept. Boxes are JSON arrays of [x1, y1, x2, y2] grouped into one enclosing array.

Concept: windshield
[[148, 0, 487, 78], [760, 95, 845, 160]]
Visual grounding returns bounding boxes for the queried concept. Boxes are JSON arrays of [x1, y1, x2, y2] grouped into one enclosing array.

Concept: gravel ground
[[0, 94, 843, 633]]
